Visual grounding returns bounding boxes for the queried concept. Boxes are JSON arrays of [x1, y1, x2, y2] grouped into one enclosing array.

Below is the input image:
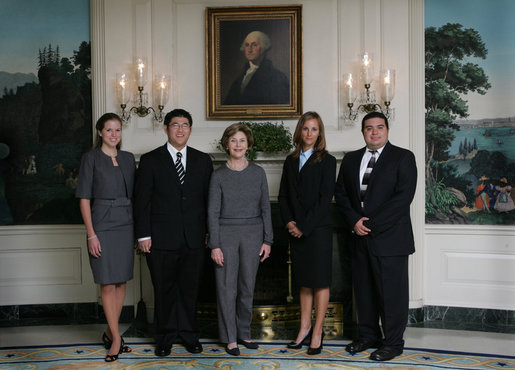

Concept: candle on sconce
[[384, 72, 390, 101], [362, 53, 371, 83], [159, 80, 166, 106], [381, 69, 395, 103], [120, 79, 126, 103], [345, 73, 354, 104], [137, 59, 145, 87]]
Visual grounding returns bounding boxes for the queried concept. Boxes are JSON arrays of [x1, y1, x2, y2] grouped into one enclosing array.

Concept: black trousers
[[146, 243, 205, 348], [352, 239, 409, 349]]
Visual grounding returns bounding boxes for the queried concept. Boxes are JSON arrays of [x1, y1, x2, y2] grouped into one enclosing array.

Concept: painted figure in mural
[[278, 112, 336, 356], [494, 178, 515, 213], [23, 155, 37, 175], [76, 113, 136, 362], [335, 112, 417, 362], [475, 176, 490, 212], [208, 123, 273, 356], [485, 182, 499, 210], [134, 109, 213, 357], [224, 30, 289, 105]]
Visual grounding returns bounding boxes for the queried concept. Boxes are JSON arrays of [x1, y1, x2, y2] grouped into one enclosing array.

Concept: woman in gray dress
[[76, 113, 136, 362], [208, 124, 273, 356]]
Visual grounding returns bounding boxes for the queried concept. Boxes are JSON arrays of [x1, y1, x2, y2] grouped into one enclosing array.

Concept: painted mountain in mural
[[0, 71, 38, 97]]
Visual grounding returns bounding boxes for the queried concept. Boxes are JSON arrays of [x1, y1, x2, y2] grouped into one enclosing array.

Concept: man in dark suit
[[134, 109, 213, 357], [335, 112, 417, 361], [224, 30, 289, 105]]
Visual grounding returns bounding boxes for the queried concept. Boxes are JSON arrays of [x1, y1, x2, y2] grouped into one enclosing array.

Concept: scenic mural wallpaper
[[425, 0, 515, 225], [0, 0, 91, 225]]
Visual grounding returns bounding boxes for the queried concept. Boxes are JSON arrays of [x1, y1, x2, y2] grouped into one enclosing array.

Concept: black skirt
[[290, 225, 332, 288]]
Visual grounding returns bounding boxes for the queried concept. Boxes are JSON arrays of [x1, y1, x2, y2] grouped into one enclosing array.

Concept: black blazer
[[278, 153, 336, 236], [335, 141, 417, 256], [134, 144, 213, 250]]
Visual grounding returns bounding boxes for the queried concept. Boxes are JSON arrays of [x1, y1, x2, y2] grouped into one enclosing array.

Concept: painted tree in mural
[[425, 23, 491, 222], [0, 42, 91, 225]]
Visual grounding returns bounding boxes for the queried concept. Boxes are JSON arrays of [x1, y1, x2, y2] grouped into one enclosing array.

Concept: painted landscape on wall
[[425, 0, 515, 225], [0, 0, 91, 225]]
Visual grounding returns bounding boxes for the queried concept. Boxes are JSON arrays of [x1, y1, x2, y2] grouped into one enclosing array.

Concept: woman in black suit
[[278, 111, 336, 355]]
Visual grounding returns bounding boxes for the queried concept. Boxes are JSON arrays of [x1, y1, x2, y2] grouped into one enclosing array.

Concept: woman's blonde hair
[[291, 111, 327, 163]]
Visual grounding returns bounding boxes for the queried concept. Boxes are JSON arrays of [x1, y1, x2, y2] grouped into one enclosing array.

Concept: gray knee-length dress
[[76, 148, 136, 284]]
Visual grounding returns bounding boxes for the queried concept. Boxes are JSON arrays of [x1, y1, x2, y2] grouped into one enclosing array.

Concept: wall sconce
[[344, 52, 395, 122], [117, 58, 170, 124]]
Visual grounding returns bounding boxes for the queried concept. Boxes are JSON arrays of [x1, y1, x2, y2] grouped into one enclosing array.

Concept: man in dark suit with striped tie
[[335, 112, 417, 361], [134, 109, 213, 357]]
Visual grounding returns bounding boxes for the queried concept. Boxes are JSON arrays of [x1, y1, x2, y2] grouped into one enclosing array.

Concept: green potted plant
[[216, 121, 293, 160]]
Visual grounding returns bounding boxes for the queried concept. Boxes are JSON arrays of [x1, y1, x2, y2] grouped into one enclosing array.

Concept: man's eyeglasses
[[169, 123, 191, 130]]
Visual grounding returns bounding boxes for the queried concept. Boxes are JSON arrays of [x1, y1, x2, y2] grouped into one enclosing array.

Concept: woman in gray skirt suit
[[278, 112, 336, 355], [208, 124, 273, 356], [76, 113, 136, 362]]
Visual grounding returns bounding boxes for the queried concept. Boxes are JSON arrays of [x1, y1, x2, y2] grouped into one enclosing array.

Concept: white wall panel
[[0, 226, 97, 305], [425, 226, 515, 310]]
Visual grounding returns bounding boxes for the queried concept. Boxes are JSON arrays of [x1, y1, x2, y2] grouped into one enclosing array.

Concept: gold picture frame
[[206, 5, 302, 119]]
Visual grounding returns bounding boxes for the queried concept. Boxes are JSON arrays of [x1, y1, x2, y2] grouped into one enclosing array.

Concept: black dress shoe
[[237, 339, 259, 349], [287, 327, 313, 349], [184, 340, 203, 354], [345, 338, 382, 354], [370, 346, 403, 361], [154, 346, 171, 357], [306, 331, 325, 355], [225, 345, 240, 356]]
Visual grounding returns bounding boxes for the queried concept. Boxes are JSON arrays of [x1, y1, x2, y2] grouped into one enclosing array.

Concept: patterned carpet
[[1, 341, 514, 369]]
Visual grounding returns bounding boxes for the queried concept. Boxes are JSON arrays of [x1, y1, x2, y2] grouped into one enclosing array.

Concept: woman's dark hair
[[220, 123, 254, 155], [94, 113, 123, 149], [291, 111, 328, 163]]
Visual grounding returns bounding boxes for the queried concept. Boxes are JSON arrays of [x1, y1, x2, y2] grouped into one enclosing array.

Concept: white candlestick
[[383, 70, 392, 102], [138, 62, 144, 87], [159, 81, 165, 106], [363, 54, 370, 83], [120, 80, 126, 103], [345, 73, 353, 103]]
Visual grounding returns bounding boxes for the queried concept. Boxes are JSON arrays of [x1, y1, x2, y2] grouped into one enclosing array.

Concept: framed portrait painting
[[206, 5, 302, 119]]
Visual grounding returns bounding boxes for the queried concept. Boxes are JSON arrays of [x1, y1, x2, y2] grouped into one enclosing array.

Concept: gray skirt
[[89, 199, 134, 284]]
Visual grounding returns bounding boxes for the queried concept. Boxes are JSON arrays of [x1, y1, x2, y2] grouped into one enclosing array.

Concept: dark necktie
[[360, 150, 377, 202], [175, 152, 185, 185]]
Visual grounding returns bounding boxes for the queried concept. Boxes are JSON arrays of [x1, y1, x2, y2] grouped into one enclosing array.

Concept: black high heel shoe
[[105, 337, 123, 362], [102, 332, 131, 353], [307, 331, 325, 355], [102, 332, 112, 349], [287, 327, 313, 349]]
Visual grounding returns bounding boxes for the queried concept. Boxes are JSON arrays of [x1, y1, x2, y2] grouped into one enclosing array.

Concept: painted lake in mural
[[450, 126, 515, 160]]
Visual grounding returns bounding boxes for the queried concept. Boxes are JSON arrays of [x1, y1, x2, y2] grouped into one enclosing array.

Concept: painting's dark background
[[219, 19, 291, 104]]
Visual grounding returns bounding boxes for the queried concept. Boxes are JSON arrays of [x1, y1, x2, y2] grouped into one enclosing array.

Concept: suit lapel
[[159, 144, 181, 185], [353, 148, 366, 199], [117, 153, 130, 197], [367, 141, 391, 189], [184, 147, 197, 186]]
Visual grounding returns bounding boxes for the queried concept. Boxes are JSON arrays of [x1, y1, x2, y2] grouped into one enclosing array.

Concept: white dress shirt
[[359, 144, 385, 184]]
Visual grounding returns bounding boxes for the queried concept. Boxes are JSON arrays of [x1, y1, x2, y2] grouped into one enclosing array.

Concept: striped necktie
[[360, 150, 377, 204], [175, 152, 185, 185]]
